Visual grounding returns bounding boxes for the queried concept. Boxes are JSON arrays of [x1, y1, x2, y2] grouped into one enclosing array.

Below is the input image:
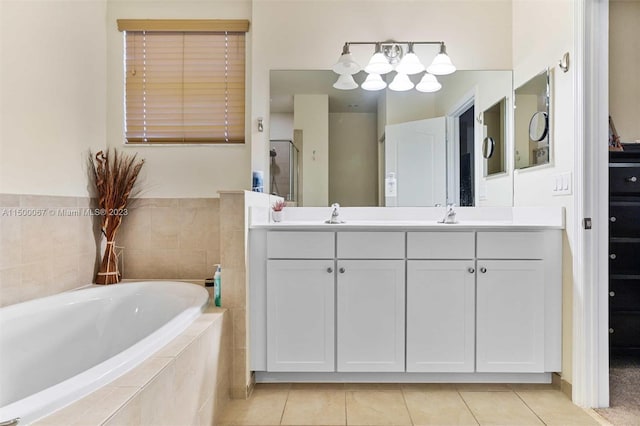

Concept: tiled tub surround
[[34, 309, 231, 426], [117, 198, 221, 280], [0, 194, 100, 307]]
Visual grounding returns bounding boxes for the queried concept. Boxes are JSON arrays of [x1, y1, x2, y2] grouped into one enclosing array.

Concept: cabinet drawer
[[610, 164, 640, 194], [267, 231, 334, 258], [610, 278, 640, 311], [477, 232, 545, 259], [609, 313, 640, 348], [609, 240, 640, 275], [407, 232, 475, 259], [609, 202, 640, 238], [337, 232, 404, 259]]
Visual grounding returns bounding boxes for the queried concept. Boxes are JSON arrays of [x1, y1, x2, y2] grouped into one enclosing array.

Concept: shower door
[[269, 139, 299, 202]]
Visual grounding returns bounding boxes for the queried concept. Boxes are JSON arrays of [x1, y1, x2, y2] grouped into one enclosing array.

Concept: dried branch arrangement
[[90, 149, 144, 284]]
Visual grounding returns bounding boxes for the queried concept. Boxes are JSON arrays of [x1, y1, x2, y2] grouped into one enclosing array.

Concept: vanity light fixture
[[332, 40, 456, 92]]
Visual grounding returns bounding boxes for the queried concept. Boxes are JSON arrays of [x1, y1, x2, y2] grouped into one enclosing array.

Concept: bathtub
[[0, 281, 209, 425]]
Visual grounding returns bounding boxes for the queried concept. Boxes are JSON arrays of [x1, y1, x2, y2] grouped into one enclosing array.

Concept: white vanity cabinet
[[406, 232, 476, 372], [250, 221, 562, 381], [337, 259, 405, 372], [336, 232, 406, 372], [266, 232, 335, 372], [475, 232, 549, 373]]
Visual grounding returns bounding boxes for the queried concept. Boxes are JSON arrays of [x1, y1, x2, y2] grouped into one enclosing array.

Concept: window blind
[[121, 21, 247, 144]]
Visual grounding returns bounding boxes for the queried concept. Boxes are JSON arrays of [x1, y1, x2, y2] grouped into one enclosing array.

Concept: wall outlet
[[552, 172, 572, 196]]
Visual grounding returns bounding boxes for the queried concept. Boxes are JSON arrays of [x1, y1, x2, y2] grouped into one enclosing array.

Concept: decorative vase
[[272, 210, 284, 222]]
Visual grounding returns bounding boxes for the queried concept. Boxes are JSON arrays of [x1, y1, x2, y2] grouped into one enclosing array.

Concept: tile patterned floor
[[220, 383, 608, 426]]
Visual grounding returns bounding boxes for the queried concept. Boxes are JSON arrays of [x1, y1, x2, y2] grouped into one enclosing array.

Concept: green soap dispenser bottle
[[213, 264, 222, 307]]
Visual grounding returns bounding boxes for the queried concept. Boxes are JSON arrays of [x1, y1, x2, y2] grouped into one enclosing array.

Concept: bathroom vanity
[[248, 207, 564, 383]]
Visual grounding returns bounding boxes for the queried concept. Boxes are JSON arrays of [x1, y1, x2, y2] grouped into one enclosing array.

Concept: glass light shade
[[388, 73, 414, 91], [395, 52, 425, 75], [416, 73, 442, 92], [426, 53, 456, 75], [333, 74, 358, 90], [361, 73, 387, 91], [364, 52, 393, 75], [332, 53, 361, 75]]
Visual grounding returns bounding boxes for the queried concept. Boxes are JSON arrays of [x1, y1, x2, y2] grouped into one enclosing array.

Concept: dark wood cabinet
[[609, 150, 640, 354]]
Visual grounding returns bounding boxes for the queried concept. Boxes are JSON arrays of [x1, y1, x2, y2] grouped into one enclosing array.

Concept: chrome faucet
[[325, 203, 344, 224], [438, 203, 457, 224]]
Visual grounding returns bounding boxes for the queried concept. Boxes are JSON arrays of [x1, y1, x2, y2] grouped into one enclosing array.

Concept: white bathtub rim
[[0, 281, 209, 425]]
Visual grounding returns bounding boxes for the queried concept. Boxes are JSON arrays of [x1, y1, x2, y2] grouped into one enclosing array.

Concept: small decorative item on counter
[[213, 264, 222, 307], [272, 200, 286, 222]]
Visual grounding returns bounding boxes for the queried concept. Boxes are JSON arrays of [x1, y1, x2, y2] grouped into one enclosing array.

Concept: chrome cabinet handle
[[327, 267, 333, 273], [480, 267, 487, 273], [610, 291, 615, 297], [339, 267, 345, 274], [625, 176, 637, 183], [468, 267, 475, 274], [610, 216, 616, 222], [609, 328, 614, 334], [610, 254, 617, 260]]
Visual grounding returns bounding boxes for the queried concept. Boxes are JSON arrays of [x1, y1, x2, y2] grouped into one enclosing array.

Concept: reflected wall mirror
[[514, 69, 550, 169], [482, 97, 506, 176], [269, 69, 513, 207]]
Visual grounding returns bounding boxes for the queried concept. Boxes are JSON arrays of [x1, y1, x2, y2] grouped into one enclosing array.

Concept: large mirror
[[514, 69, 550, 169], [270, 69, 513, 207]]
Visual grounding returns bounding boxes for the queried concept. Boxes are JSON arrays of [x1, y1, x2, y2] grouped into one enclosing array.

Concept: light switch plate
[[552, 172, 572, 196]]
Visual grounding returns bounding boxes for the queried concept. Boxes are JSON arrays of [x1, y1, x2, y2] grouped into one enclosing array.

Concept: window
[[117, 20, 249, 144]]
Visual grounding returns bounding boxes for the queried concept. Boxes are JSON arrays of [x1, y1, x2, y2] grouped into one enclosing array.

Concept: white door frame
[[446, 89, 477, 206], [572, 0, 609, 408]]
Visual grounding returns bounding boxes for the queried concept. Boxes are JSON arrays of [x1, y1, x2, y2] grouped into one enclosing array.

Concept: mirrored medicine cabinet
[[514, 69, 551, 169]]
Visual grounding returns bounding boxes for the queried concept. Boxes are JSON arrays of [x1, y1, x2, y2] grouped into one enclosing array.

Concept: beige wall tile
[[78, 252, 99, 285], [346, 390, 412, 426], [147, 249, 179, 279], [177, 249, 208, 279], [198, 394, 215, 426], [175, 338, 206, 424], [52, 254, 79, 288], [129, 198, 178, 208], [179, 198, 218, 209], [460, 391, 544, 426], [221, 230, 246, 270], [219, 194, 245, 233], [118, 207, 151, 251], [139, 360, 178, 426], [150, 207, 180, 249], [20, 195, 76, 207], [110, 357, 172, 388], [0, 216, 21, 269], [179, 208, 214, 250], [121, 249, 153, 280], [0, 193, 20, 207], [232, 308, 247, 349], [21, 216, 52, 263], [0, 267, 23, 307], [103, 393, 142, 426]]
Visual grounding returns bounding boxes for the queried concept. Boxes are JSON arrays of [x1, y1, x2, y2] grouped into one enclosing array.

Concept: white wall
[[252, 0, 513, 184], [609, 0, 640, 143], [329, 112, 378, 206], [270, 113, 293, 141], [105, 0, 252, 198], [0, 0, 107, 196], [294, 94, 328, 206], [512, 0, 575, 385]]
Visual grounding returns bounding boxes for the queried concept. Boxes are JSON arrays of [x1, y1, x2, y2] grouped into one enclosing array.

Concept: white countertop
[[249, 206, 565, 230]]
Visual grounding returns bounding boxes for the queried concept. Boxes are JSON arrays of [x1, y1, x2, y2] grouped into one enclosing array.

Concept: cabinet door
[[267, 260, 335, 372], [406, 260, 475, 372], [337, 260, 405, 372], [476, 260, 545, 372]]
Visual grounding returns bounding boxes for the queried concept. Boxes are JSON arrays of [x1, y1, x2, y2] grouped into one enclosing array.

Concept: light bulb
[[333, 74, 358, 90], [361, 73, 387, 91], [416, 73, 442, 92], [388, 73, 414, 91]]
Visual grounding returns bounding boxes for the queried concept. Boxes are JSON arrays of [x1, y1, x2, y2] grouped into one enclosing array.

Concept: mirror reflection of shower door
[[385, 117, 447, 206], [269, 139, 299, 202], [458, 105, 475, 206]]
